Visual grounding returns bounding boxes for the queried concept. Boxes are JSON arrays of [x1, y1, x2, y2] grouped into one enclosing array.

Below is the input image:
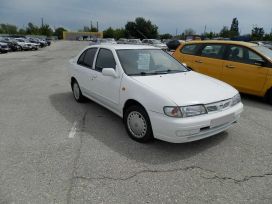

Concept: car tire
[[124, 105, 154, 143], [72, 80, 85, 103], [267, 89, 272, 105]]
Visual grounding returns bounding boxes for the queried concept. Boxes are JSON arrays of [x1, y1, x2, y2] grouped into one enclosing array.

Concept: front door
[[90, 48, 122, 112], [222, 45, 268, 95]]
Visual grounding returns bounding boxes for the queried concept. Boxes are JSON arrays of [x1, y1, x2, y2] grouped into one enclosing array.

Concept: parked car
[[142, 39, 168, 50], [15, 38, 39, 50], [127, 39, 142, 44], [117, 38, 128, 44], [251, 41, 272, 50], [0, 42, 10, 53], [0, 37, 20, 51], [172, 40, 272, 103], [14, 38, 33, 50], [166, 39, 185, 51], [68, 44, 243, 143]]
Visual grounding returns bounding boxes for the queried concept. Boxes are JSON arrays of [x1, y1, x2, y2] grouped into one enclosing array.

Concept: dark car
[[0, 39, 20, 51]]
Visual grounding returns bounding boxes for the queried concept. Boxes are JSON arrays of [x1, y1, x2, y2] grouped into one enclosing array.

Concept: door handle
[[195, 60, 203, 63], [226, 65, 235, 69]]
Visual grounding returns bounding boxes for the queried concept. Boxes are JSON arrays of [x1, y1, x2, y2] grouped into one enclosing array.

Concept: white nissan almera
[[68, 44, 243, 143]]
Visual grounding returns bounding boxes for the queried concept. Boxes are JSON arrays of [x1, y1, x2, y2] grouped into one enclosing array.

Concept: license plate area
[[210, 114, 235, 128]]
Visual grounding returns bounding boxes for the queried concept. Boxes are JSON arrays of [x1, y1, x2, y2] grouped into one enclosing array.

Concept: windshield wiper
[[155, 69, 186, 74]]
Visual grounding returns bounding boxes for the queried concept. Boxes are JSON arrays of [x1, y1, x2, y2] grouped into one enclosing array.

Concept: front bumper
[[148, 102, 243, 143]]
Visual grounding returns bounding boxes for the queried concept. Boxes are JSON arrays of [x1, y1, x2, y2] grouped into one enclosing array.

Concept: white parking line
[[68, 121, 78, 138]]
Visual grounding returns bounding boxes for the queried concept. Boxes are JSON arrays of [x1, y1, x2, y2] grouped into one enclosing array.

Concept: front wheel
[[72, 80, 85, 103], [124, 105, 154, 143], [267, 89, 272, 105]]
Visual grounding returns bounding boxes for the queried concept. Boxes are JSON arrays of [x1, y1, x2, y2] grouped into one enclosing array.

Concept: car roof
[[87, 44, 160, 50], [185, 40, 256, 47]]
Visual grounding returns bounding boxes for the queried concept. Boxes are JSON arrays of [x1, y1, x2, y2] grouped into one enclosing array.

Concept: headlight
[[231, 93, 241, 106], [180, 105, 207, 117], [163, 106, 182, 118], [163, 105, 207, 118]]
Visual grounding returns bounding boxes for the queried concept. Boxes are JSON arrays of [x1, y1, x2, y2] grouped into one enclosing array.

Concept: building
[[63, 31, 103, 40]]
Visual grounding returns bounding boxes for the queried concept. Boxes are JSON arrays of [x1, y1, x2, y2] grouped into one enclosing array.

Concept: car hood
[[131, 71, 237, 106]]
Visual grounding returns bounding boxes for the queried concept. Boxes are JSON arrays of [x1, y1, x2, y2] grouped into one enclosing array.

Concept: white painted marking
[[68, 121, 78, 138]]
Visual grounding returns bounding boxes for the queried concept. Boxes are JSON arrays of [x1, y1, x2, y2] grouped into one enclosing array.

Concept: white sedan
[[68, 44, 243, 143]]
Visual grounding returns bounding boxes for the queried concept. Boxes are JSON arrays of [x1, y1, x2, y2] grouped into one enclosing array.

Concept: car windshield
[[117, 49, 188, 76], [254, 46, 272, 60]]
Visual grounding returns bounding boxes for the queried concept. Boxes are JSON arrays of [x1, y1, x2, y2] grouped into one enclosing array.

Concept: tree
[[230, 18, 239, 37], [125, 17, 158, 39], [160, 33, 173, 39], [220, 26, 230, 38], [0, 24, 18, 34], [39, 24, 53, 36], [103, 27, 115, 38], [251, 26, 265, 41], [113, 28, 126, 39], [26, 22, 40, 35], [54, 27, 67, 39], [183, 28, 196, 36]]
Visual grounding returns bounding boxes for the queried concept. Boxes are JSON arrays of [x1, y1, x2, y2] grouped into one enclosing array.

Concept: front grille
[[205, 99, 232, 113]]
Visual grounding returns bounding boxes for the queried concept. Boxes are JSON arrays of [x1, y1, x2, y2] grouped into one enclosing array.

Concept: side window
[[247, 49, 264, 64], [180, 44, 199, 55], [226, 45, 244, 62], [83, 48, 98, 68], [95, 48, 116, 72], [200, 44, 225, 59], [77, 51, 86, 65]]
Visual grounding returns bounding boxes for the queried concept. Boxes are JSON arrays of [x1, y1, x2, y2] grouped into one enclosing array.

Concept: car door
[[191, 44, 225, 80], [75, 48, 98, 97], [173, 43, 200, 69], [222, 45, 268, 94], [90, 48, 122, 111]]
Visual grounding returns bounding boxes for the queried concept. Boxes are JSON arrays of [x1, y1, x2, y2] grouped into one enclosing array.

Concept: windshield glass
[[254, 46, 272, 60], [117, 49, 188, 76]]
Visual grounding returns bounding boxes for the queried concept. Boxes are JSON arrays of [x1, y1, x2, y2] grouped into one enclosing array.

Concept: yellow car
[[172, 40, 272, 103]]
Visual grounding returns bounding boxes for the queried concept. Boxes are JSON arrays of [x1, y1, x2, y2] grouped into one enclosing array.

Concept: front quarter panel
[[119, 74, 177, 116]]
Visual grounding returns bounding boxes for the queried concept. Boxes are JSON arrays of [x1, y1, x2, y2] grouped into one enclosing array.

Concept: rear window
[[180, 44, 199, 55]]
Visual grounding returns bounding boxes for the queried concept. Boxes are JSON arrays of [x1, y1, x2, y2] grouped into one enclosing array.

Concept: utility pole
[[97, 21, 99, 32], [91, 21, 93, 30], [41, 17, 44, 27]]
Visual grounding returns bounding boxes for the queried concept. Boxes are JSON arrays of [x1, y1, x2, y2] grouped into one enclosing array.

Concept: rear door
[[191, 43, 226, 80], [222, 45, 268, 94]]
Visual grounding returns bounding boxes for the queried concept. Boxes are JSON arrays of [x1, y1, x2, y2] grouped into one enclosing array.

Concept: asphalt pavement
[[0, 41, 271, 204]]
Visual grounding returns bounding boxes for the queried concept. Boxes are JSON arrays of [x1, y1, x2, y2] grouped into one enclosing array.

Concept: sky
[[0, 0, 271, 35]]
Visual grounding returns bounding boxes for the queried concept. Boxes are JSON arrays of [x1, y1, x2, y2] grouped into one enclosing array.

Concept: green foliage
[[230, 18, 239, 37], [103, 27, 115, 38], [39, 24, 53, 36], [103, 27, 126, 39], [125, 17, 158, 39], [160, 33, 173, 39], [0, 24, 18, 34], [251, 26, 265, 40], [219, 26, 230, 38], [54, 27, 67, 39]]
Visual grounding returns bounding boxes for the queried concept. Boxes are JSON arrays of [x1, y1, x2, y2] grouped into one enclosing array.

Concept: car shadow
[[49, 92, 228, 165], [241, 93, 272, 110]]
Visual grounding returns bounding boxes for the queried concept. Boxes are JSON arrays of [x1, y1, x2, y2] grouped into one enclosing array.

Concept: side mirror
[[102, 68, 118, 78], [182, 63, 187, 67], [254, 60, 265, 67]]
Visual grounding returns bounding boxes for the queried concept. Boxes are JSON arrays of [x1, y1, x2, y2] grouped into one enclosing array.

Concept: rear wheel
[[72, 80, 85, 103], [124, 105, 154, 143]]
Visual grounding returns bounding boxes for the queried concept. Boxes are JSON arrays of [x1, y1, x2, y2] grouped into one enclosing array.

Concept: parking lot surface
[[0, 41, 272, 204]]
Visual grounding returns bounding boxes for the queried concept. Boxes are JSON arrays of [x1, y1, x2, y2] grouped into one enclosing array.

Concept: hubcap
[[127, 111, 147, 138], [73, 83, 80, 100]]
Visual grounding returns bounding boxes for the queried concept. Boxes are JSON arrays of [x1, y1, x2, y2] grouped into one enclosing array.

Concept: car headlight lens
[[180, 105, 207, 117], [231, 93, 241, 106], [163, 105, 207, 118], [163, 106, 182, 118]]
